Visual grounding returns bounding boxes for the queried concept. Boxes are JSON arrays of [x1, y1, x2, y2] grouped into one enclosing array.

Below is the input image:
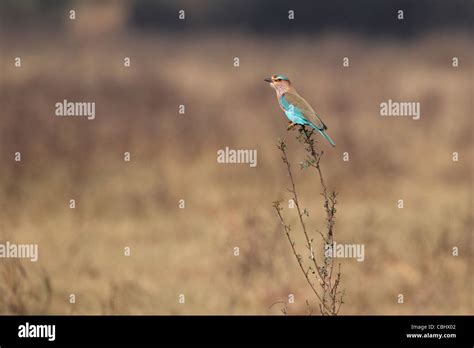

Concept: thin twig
[[274, 203, 333, 313], [278, 143, 328, 287], [273, 129, 344, 316]]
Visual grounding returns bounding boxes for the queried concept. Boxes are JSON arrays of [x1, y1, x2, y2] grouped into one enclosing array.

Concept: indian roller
[[265, 75, 336, 147]]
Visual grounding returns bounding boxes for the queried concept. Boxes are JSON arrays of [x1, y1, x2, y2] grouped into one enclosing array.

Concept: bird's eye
[[275, 79, 281, 82]]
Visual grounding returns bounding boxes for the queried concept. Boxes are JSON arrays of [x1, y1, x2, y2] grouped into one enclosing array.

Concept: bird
[[264, 75, 336, 147]]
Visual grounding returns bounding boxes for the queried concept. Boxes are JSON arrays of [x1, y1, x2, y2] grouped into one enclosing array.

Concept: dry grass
[[0, 32, 472, 314]]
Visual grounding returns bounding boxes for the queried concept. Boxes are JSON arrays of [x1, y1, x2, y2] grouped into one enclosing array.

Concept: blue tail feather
[[308, 122, 336, 147]]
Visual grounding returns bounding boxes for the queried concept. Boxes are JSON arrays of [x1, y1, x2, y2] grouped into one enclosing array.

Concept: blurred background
[[0, 0, 472, 314]]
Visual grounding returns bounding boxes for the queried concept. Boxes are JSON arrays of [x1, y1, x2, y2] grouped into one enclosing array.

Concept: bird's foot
[[287, 122, 297, 131]]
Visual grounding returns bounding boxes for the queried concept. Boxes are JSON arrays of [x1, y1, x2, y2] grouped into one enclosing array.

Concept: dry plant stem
[[269, 301, 288, 315], [274, 206, 332, 313], [300, 127, 338, 296], [279, 142, 327, 287], [274, 128, 344, 316]]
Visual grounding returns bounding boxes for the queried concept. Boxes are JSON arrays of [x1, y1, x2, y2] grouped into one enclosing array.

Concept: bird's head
[[264, 75, 291, 95]]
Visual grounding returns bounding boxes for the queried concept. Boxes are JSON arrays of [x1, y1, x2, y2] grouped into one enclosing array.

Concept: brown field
[[0, 31, 472, 315]]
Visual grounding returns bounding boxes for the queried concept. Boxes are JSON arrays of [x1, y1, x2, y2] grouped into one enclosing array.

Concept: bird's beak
[[264, 77, 272, 83]]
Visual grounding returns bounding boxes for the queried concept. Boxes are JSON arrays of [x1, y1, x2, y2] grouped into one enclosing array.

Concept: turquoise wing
[[279, 95, 308, 124], [283, 92, 327, 130]]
